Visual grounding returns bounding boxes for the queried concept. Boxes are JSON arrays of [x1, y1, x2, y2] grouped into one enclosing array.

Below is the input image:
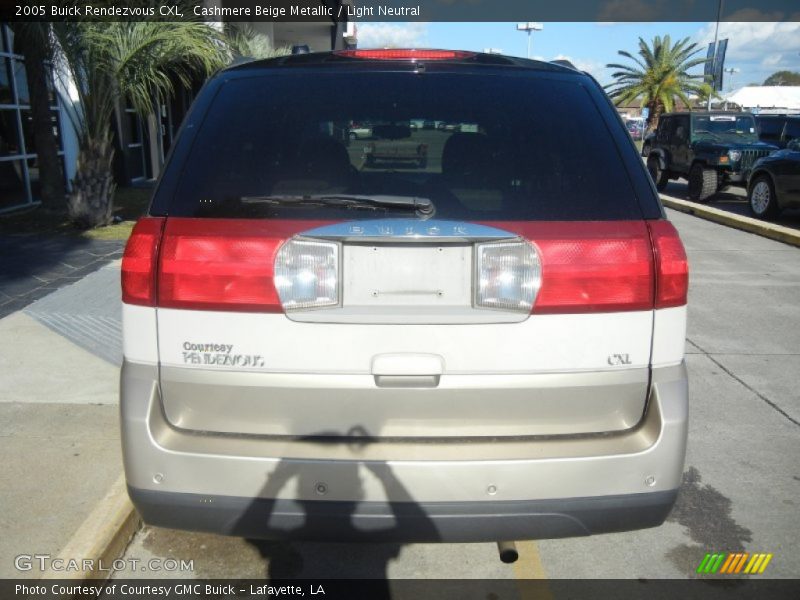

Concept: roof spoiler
[[551, 59, 578, 70]]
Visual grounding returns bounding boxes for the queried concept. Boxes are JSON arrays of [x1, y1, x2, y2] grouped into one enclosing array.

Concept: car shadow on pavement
[[238, 427, 439, 596]]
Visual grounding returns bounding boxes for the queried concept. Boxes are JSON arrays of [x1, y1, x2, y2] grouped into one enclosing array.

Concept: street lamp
[[516, 22, 543, 59]]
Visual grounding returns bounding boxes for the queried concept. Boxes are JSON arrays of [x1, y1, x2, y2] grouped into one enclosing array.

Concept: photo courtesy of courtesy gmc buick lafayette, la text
[[120, 49, 689, 546]]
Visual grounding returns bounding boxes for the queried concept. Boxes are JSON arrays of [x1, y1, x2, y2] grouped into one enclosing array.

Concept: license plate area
[[343, 243, 472, 307]]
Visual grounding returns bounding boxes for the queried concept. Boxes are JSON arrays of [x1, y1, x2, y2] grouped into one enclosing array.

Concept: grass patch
[[81, 220, 136, 240], [0, 186, 152, 241]]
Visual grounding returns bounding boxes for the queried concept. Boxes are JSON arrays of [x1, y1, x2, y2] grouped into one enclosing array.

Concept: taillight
[[648, 220, 689, 308], [274, 239, 339, 310], [474, 241, 541, 312], [121, 217, 164, 306], [157, 219, 330, 312], [336, 49, 474, 61], [484, 222, 656, 313]]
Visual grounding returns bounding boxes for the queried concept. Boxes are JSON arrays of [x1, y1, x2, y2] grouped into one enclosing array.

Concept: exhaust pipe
[[497, 541, 519, 564]]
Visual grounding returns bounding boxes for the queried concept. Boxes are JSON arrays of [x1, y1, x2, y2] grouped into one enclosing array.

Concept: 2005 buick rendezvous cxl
[[120, 49, 689, 545]]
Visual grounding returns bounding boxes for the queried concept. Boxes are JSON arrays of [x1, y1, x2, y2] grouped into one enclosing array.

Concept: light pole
[[707, 0, 724, 110], [516, 22, 543, 59]]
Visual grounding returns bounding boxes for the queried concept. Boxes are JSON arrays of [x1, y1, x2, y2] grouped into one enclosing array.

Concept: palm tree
[[51, 22, 226, 228], [223, 25, 292, 62], [606, 35, 709, 131], [9, 23, 66, 210]]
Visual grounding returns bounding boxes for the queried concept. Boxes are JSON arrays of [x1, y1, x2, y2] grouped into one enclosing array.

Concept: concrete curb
[[40, 474, 140, 581], [661, 196, 800, 248]]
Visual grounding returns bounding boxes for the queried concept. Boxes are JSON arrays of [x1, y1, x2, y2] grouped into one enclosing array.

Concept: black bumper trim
[[128, 487, 678, 542]]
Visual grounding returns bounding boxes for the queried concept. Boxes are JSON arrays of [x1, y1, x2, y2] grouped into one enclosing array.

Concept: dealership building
[[0, 8, 355, 213]]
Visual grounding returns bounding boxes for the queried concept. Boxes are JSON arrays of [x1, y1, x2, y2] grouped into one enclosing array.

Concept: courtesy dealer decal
[[182, 342, 264, 368]]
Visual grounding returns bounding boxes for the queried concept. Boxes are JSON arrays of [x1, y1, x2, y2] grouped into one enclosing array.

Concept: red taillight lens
[[336, 49, 474, 61], [648, 220, 689, 308], [121, 217, 164, 306], [156, 219, 332, 312], [484, 222, 656, 313]]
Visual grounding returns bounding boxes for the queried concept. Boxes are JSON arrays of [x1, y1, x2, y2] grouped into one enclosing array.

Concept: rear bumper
[[120, 360, 688, 542], [128, 486, 678, 542]]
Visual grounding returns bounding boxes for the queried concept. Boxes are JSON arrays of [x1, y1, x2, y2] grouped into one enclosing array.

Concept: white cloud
[[356, 23, 429, 49], [693, 21, 800, 86], [694, 21, 800, 62]]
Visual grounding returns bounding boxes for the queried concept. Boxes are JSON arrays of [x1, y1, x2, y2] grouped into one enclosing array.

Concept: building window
[[123, 105, 147, 181], [0, 57, 13, 104], [0, 23, 65, 212]]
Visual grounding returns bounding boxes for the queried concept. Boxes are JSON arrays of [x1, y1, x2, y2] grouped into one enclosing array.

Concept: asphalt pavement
[[112, 208, 800, 581], [0, 262, 123, 578]]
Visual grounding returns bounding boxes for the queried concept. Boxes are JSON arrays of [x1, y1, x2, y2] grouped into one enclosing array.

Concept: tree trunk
[[67, 136, 116, 228], [12, 25, 66, 210], [647, 101, 665, 132]]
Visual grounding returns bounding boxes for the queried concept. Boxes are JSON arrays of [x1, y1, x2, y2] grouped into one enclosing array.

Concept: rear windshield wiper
[[240, 194, 434, 216]]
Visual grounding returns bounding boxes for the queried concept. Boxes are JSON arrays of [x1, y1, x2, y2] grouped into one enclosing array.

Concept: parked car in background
[[755, 114, 800, 149], [364, 123, 428, 168], [626, 119, 645, 141], [747, 138, 800, 218], [646, 111, 779, 202], [437, 122, 461, 132], [348, 123, 373, 140]]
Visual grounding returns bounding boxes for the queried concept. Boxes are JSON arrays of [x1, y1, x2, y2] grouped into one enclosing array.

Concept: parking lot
[[107, 208, 800, 582], [659, 178, 800, 232]]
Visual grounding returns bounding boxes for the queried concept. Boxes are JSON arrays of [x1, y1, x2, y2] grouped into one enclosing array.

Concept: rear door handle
[[371, 353, 444, 388]]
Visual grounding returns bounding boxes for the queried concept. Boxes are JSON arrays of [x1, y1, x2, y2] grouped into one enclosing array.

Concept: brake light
[[157, 219, 331, 312], [484, 222, 656, 313], [648, 220, 689, 308], [121, 217, 164, 306], [336, 49, 474, 61]]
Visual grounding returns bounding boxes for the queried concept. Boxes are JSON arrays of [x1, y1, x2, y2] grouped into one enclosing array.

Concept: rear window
[[167, 71, 641, 220]]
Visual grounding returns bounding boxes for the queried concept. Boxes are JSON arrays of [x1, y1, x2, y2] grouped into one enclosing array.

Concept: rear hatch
[[125, 54, 685, 440]]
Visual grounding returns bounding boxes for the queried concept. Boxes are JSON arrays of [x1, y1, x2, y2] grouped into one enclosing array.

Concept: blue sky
[[356, 22, 800, 89]]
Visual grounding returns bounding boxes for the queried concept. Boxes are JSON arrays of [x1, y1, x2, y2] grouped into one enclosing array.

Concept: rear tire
[[748, 175, 779, 219], [687, 163, 717, 203], [647, 156, 669, 191]]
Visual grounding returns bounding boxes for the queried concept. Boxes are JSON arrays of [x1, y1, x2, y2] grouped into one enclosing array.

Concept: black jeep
[[646, 111, 779, 202]]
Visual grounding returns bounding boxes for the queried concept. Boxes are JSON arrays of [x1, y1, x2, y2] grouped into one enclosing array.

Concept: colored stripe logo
[[696, 552, 773, 575]]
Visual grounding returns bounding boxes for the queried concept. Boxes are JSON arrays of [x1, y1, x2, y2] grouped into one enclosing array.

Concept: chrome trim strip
[[302, 219, 518, 242]]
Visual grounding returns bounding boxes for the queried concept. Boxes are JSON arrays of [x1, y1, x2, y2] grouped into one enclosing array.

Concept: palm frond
[[223, 24, 292, 62]]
